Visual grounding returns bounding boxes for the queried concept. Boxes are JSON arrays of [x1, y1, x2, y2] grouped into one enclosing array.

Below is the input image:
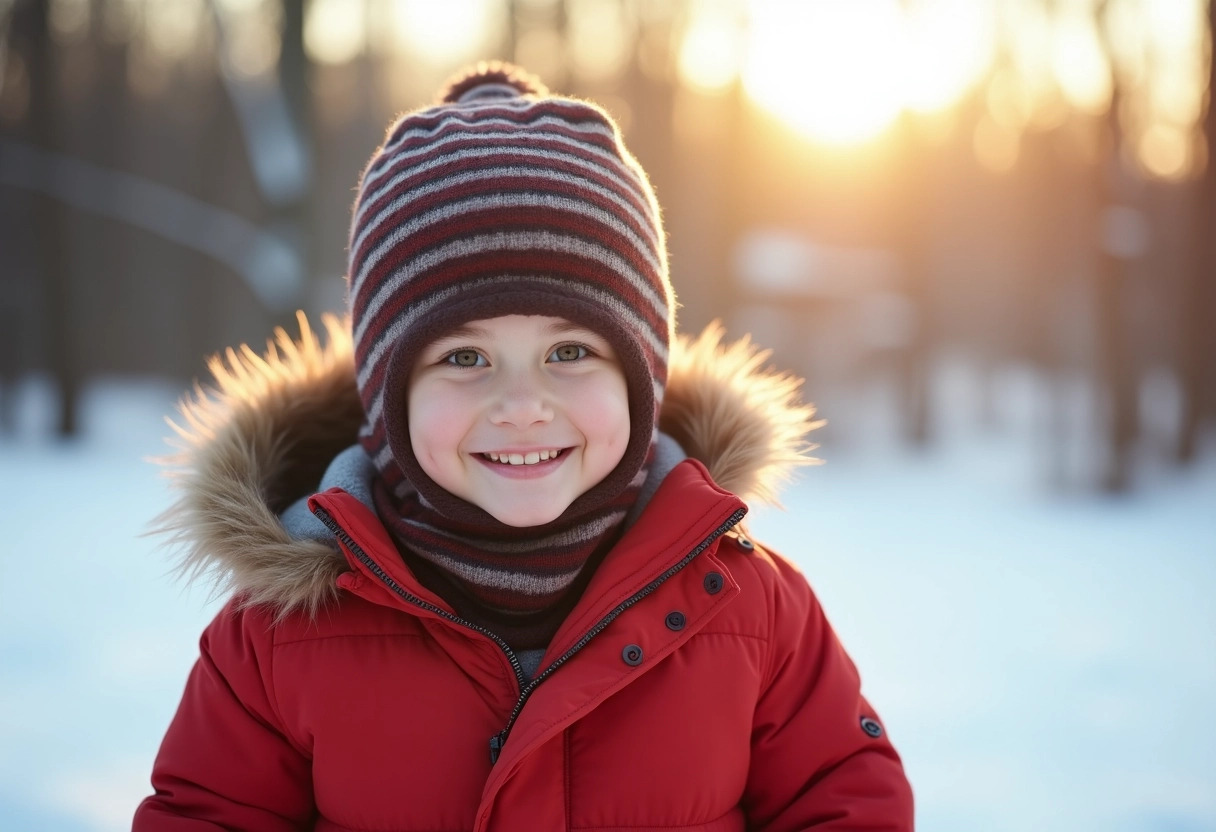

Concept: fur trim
[[152, 313, 363, 619], [661, 322, 822, 508], [152, 314, 820, 617]]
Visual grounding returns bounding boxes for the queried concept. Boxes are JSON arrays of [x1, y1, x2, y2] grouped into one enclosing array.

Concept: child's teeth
[[484, 450, 560, 465]]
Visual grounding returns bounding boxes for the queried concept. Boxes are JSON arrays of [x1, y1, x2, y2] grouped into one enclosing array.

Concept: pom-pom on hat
[[348, 61, 675, 521], [436, 61, 549, 103]]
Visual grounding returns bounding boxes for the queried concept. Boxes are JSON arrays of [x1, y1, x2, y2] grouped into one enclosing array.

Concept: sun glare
[[743, 0, 906, 145], [678, 2, 744, 93], [567, 0, 632, 82], [144, 0, 207, 62], [1139, 122, 1191, 179], [224, 0, 281, 77], [305, 0, 365, 66], [391, 0, 502, 65], [902, 0, 996, 114], [1051, 6, 1112, 115], [740, 0, 997, 145]]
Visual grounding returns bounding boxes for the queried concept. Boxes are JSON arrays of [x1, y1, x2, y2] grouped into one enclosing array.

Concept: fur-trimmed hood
[[155, 313, 820, 617]]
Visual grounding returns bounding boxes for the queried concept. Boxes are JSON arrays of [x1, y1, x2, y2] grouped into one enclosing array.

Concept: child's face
[[407, 315, 630, 527]]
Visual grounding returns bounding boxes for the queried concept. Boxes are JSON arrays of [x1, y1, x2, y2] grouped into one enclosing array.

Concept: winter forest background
[[0, 0, 1214, 829]]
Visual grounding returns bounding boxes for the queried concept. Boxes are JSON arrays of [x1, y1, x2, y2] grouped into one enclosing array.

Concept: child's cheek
[[577, 375, 631, 456], [408, 380, 470, 468]]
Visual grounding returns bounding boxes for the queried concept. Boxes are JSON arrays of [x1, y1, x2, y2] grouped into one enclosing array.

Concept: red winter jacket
[[134, 316, 913, 831]]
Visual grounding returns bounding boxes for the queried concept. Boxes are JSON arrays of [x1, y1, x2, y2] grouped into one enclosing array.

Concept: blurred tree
[[1178, 0, 1216, 463], [19, 0, 79, 437], [275, 0, 317, 312], [0, 2, 19, 433], [892, 112, 935, 447], [1094, 0, 1139, 492]]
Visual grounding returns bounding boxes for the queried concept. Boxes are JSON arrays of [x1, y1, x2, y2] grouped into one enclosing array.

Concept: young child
[[135, 62, 913, 830]]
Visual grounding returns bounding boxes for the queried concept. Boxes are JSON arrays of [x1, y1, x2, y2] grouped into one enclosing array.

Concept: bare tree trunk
[[19, 0, 79, 436], [1095, 105, 1139, 491], [278, 0, 314, 269], [1177, 0, 1216, 462], [1095, 247, 1137, 491], [181, 18, 230, 374], [893, 115, 934, 446], [1090, 0, 1139, 491], [1020, 126, 1072, 486]]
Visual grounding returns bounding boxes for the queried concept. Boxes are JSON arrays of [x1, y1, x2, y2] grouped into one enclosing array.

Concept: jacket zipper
[[310, 506, 530, 690], [311, 503, 746, 765], [488, 506, 747, 763]]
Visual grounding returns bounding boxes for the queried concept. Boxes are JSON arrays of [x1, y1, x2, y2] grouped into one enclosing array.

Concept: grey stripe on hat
[[373, 98, 549, 158], [350, 163, 661, 275], [360, 132, 636, 226], [351, 194, 662, 312], [455, 82, 527, 103], [371, 99, 619, 164], [355, 131, 653, 234], [353, 230, 670, 354]]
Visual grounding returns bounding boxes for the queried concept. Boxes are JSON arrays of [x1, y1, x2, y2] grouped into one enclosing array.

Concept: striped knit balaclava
[[348, 62, 674, 646]]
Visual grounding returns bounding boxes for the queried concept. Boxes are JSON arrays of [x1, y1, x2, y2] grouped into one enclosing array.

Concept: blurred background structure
[[1, 0, 1214, 491], [2, 3, 1215, 831]]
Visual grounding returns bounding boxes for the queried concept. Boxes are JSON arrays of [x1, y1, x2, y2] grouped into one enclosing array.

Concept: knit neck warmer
[[371, 445, 653, 650]]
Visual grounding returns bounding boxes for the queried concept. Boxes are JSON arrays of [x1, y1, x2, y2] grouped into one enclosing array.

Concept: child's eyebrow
[[543, 321, 595, 336], [433, 324, 490, 342], [435, 321, 594, 340]]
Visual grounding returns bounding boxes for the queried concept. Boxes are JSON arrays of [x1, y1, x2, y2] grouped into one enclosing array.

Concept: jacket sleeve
[[133, 598, 314, 830], [742, 550, 914, 831]]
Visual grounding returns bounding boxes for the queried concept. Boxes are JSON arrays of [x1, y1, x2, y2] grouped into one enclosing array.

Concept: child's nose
[[489, 377, 554, 428]]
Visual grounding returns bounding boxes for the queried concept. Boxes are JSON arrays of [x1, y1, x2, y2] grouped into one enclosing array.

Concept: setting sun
[[739, 0, 998, 146], [743, 0, 907, 145]]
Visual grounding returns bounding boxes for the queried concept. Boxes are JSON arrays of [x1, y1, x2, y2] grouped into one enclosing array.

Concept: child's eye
[[549, 344, 588, 362], [444, 349, 486, 368]]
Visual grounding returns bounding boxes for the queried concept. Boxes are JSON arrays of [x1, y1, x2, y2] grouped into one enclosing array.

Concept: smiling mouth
[[480, 449, 566, 466]]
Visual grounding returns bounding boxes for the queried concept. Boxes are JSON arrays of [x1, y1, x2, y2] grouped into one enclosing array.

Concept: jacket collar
[[152, 313, 820, 619], [306, 457, 744, 630]]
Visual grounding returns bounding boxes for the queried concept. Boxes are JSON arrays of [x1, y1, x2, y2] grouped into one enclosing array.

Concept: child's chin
[[486, 504, 568, 528]]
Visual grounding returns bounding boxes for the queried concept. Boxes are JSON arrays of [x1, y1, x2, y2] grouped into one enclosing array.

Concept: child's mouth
[[479, 448, 566, 466]]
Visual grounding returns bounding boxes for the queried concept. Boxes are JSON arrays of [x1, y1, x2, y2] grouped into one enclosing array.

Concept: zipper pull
[[489, 731, 506, 765]]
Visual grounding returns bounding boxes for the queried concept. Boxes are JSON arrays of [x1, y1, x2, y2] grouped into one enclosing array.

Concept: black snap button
[[860, 716, 883, 738], [621, 644, 644, 666], [703, 572, 724, 594], [665, 611, 686, 631], [736, 536, 754, 551]]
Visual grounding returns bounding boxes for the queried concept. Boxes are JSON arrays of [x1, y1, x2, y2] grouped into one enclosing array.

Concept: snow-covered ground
[[1, 366, 1213, 832]]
